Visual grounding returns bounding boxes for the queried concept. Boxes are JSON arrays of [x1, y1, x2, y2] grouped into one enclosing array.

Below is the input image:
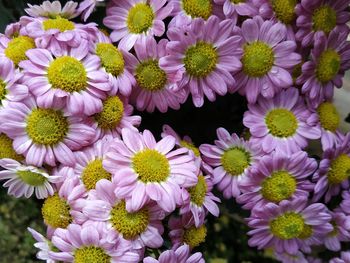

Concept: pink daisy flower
[[103, 0, 173, 51], [160, 16, 242, 107], [25, 1, 79, 19], [28, 227, 55, 263], [214, 0, 258, 23], [237, 151, 316, 210], [49, 222, 139, 262], [297, 29, 350, 108], [83, 179, 165, 249], [129, 37, 186, 113], [0, 97, 95, 167], [231, 16, 301, 103], [103, 128, 198, 213], [295, 0, 350, 47], [20, 43, 111, 116], [144, 244, 204, 263], [324, 211, 350, 251], [78, 0, 105, 21], [243, 88, 321, 154], [199, 127, 261, 198]]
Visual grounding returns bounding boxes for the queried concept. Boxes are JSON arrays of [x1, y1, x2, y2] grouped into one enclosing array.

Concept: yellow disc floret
[[4, 36, 35, 66], [96, 43, 125, 77], [135, 59, 167, 91], [127, 3, 154, 34], [188, 175, 207, 206], [47, 56, 87, 93], [265, 108, 298, 138], [132, 149, 170, 183], [42, 193, 72, 228], [180, 140, 200, 157], [110, 200, 149, 239], [0, 79, 7, 105], [221, 147, 251, 176], [298, 224, 313, 239], [231, 0, 245, 3], [182, 0, 213, 20], [183, 225, 207, 248], [261, 170, 297, 203], [312, 5, 337, 34], [43, 17, 75, 32], [327, 154, 350, 185], [94, 96, 124, 130], [317, 102, 340, 132], [0, 133, 23, 161], [271, 0, 297, 24], [316, 49, 341, 83], [82, 159, 112, 190], [26, 108, 68, 145], [17, 170, 47, 186], [74, 246, 110, 263], [270, 212, 305, 239]]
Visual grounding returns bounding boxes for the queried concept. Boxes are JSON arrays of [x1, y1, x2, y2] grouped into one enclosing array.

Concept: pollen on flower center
[[271, 0, 297, 24], [110, 200, 149, 239], [184, 41, 218, 78], [265, 108, 298, 138], [41, 193, 72, 228], [221, 147, 251, 176], [94, 96, 124, 130], [74, 246, 110, 263], [242, 41, 275, 77], [135, 59, 167, 91], [0, 79, 7, 104], [270, 212, 305, 240], [182, 0, 213, 20], [96, 43, 125, 77], [317, 102, 340, 132], [297, 224, 313, 239], [17, 170, 47, 186], [132, 149, 170, 183], [4, 36, 35, 66], [127, 3, 154, 34], [327, 154, 350, 184], [316, 49, 341, 83], [188, 175, 207, 206], [312, 5, 337, 34], [82, 159, 112, 190], [261, 170, 297, 203], [0, 133, 23, 161], [47, 56, 87, 93], [183, 225, 207, 248], [43, 17, 75, 32], [179, 140, 200, 157]]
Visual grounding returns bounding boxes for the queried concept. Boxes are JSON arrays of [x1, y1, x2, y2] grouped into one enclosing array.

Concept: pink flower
[[25, 1, 79, 19], [144, 245, 204, 263]]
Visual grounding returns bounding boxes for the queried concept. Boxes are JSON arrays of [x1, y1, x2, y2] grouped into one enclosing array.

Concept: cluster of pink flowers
[[0, 0, 349, 262]]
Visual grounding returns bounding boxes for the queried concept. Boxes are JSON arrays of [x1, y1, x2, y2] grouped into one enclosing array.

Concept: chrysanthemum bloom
[[313, 134, 350, 202], [103, 0, 173, 51], [0, 98, 95, 166], [297, 30, 350, 108], [213, 0, 257, 23], [169, 215, 207, 249], [0, 57, 28, 107], [92, 31, 136, 96], [25, 1, 79, 19], [295, 0, 350, 47], [160, 16, 242, 107], [28, 227, 55, 263], [143, 244, 204, 263], [83, 179, 165, 249], [199, 127, 260, 198], [88, 95, 141, 141], [274, 251, 308, 263], [243, 88, 321, 154], [237, 151, 316, 210], [49, 222, 139, 262], [231, 16, 301, 103], [20, 44, 111, 115], [247, 198, 332, 255], [330, 251, 350, 263], [0, 133, 23, 161], [78, 0, 105, 21], [0, 158, 61, 199], [103, 128, 198, 212], [129, 37, 187, 113], [323, 211, 350, 251]]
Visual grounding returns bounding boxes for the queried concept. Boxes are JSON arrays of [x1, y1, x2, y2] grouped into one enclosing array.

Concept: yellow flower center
[[96, 43, 125, 77], [183, 225, 207, 248], [327, 154, 350, 184], [182, 0, 213, 20], [231, 0, 245, 3], [110, 200, 149, 239], [0, 133, 23, 161], [261, 170, 297, 203], [17, 170, 47, 186], [132, 149, 170, 183], [4, 36, 35, 66], [47, 56, 87, 93], [42, 193, 72, 228], [81, 159, 112, 190], [179, 140, 200, 157], [94, 96, 124, 130], [317, 102, 340, 132], [127, 3, 154, 34], [221, 147, 251, 176], [74, 246, 110, 263], [316, 49, 341, 83], [271, 0, 297, 24], [312, 5, 337, 34], [242, 41, 275, 78], [184, 41, 218, 78], [26, 108, 68, 146], [43, 17, 75, 32], [135, 59, 167, 91], [265, 108, 298, 138], [0, 78, 7, 105], [270, 212, 305, 239], [188, 175, 207, 206], [298, 224, 313, 239]]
